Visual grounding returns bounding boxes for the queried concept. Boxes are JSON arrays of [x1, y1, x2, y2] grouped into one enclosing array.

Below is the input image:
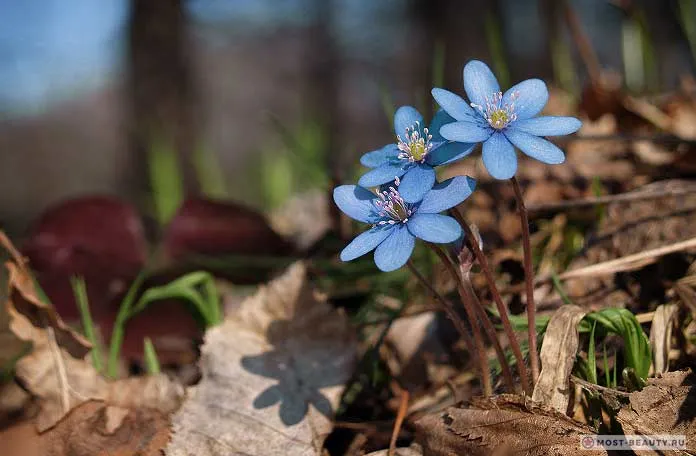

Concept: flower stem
[[458, 270, 515, 392], [427, 246, 493, 397], [431, 244, 515, 393], [510, 176, 540, 387], [451, 208, 531, 394], [405, 260, 476, 363]]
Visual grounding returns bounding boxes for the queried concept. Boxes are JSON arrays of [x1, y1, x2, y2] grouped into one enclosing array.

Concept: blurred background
[[0, 0, 695, 237]]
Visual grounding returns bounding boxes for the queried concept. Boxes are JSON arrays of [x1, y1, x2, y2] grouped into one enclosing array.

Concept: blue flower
[[333, 175, 476, 272], [431, 60, 582, 180], [358, 106, 475, 203]]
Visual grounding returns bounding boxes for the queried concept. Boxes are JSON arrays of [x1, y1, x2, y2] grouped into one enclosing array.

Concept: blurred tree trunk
[[126, 0, 199, 206], [411, 0, 496, 115]]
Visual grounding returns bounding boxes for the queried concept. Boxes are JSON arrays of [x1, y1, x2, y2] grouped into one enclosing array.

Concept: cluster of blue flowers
[[334, 60, 581, 272]]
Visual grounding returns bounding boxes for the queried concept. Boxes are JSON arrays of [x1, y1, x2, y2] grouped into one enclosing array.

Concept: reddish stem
[[429, 245, 493, 397], [452, 208, 531, 394], [510, 176, 540, 387]]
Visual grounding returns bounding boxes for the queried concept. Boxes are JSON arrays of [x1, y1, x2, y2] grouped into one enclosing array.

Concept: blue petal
[[360, 144, 399, 168], [333, 185, 377, 223], [340, 226, 394, 261], [463, 60, 500, 109], [394, 106, 424, 138], [503, 78, 548, 120], [398, 164, 436, 203], [426, 141, 475, 166], [358, 162, 408, 188], [428, 109, 456, 142], [418, 176, 477, 214], [511, 116, 582, 136], [504, 129, 565, 165], [440, 121, 492, 143], [482, 132, 518, 180], [407, 213, 462, 243], [431, 88, 477, 123], [373, 225, 415, 272]]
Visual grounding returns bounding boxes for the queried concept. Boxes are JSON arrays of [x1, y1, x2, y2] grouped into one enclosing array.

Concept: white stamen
[[471, 91, 518, 130]]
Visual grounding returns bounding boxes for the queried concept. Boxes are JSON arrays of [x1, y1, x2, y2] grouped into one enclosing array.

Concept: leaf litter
[[167, 261, 357, 456]]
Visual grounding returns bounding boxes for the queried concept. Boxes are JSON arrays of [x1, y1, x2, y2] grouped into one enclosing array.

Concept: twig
[[453, 209, 531, 394], [511, 176, 540, 387], [389, 387, 410, 456], [527, 182, 696, 214], [551, 236, 696, 282], [429, 246, 493, 397], [571, 375, 630, 398]]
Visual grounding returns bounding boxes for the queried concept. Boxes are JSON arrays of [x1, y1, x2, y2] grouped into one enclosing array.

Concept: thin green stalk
[[552, 273, 573, 305], [603, 344, 610, 387], [71, 276, 103, 372], [107, 272, 147, 378], [143, 337, 161, 374]]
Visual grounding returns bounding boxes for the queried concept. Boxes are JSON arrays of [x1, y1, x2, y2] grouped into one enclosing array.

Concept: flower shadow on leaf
[[240, 319, 343, 426]]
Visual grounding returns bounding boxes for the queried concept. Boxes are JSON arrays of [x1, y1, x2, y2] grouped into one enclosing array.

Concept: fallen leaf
[[5, 257, 183, 431], [533, 305, 587, 412], [617, 370, 696, 453], [0, 400, 170, 456], [166, 262, 357, 456], [415, 395, 606, 456], [649, 304, 678, 374]]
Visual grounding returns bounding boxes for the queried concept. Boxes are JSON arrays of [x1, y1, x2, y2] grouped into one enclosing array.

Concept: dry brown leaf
[[0, 400, 170, 456], [533, 305, 587, 412], [649, 304, 678, 374], [415, 395, 606, 456], [166, 261, 357, 456], [4, 252, 183, 431], [617, 370, 696, 454]]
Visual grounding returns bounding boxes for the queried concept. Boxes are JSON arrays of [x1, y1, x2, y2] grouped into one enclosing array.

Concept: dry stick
[[405, 260, 476, 360], [433, 242, 515, 391], [510, 176, 540, 387], [452, 209, 530, 394], [527, 184, 696, 215], [427, 246, 492, 397], [388, 387, 410, 456]]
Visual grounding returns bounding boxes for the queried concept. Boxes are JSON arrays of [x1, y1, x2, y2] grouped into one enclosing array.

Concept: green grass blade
[[552, 273, 574, 305], [148, 137, 184, 226], [107, 271, 147, 378], [484, 10, 510, 89], [193, 143, 228, 199], [71, 276, 103, 372], [603, 343, 610, 387], [143, 337, 161, 375], [587, 321, 597, 384]]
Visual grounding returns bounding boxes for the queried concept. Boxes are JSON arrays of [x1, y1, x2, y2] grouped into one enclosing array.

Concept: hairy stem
[[406, 260, 476, 359], [427, 246, 492, 397], [458, 272, 515, 392], [510, 176, 540, 386], [452, 208, 531, 394]]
